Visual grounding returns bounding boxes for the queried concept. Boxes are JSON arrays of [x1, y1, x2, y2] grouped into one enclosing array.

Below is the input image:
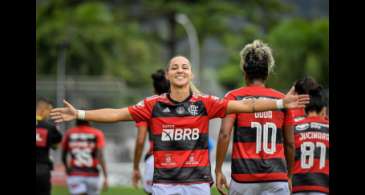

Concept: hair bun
[[309, 85, 323, 97], [151, 69, 165, 81]]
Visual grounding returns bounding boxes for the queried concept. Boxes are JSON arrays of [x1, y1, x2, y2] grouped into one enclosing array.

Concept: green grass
[[52, 185, 222, 195]]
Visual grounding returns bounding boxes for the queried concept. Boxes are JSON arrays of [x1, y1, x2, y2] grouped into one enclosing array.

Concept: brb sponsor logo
[[161, 125, 200, 141]]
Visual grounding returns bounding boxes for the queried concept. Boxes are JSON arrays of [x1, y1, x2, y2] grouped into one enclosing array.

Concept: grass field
[[52, 185, 223, 195]]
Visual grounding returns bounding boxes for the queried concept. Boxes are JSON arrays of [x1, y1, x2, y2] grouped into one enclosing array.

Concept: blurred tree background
[[36, 0, 329, 183], [36, 0, 328, 98]]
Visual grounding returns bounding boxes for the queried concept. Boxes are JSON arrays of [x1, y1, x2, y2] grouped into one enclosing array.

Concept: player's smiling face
[[166, 56, 193, 87]]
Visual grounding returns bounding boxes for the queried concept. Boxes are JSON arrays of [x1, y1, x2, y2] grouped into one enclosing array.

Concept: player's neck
[[307, 112, 319, 118], [169, 85, 191, 102], [246, 80, 265, 87]]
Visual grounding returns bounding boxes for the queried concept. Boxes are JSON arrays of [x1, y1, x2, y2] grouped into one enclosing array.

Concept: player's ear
[[320, 107, 327, 117]]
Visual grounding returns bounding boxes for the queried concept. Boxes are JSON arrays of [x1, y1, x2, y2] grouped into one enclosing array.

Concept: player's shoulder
[[193, 93, 221, 102], [293, 117, 311, 131], [224, 87, 247, 98], [144, 94, 168, 103], [133, 94, 163, 108], [65, 127, 78, 134], [265, 88, 285, 98], [293, 116, 329, 131]]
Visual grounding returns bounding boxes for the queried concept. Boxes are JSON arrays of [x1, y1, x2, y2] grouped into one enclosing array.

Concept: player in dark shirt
[[36, 98, 63, 195]]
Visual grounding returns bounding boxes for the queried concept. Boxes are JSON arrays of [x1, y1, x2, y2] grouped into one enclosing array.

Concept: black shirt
[[36, 118, 62, 166]]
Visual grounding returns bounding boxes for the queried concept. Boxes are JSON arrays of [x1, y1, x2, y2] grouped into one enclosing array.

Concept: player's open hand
[[216, 171, 228, 195], [283, 94, 310, 109], [132, 169, 141, 188], [50, 100, 78, 123]]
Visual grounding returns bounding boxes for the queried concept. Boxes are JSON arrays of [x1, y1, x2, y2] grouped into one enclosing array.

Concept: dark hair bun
[[151, 69, 165, 81], [309, 85, 322, 97]]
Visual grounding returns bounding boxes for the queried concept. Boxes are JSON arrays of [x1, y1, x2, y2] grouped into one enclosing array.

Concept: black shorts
[[36, 163, 51, 195]]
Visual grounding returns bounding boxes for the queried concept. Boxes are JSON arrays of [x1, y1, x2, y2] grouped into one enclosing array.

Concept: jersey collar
[[167, 90, 193, 104]]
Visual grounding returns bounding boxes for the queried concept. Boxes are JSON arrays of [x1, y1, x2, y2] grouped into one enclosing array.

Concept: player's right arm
[[132, 122, 148, 188], [50, 100, 134, 123], [215, 116, 235, 195]]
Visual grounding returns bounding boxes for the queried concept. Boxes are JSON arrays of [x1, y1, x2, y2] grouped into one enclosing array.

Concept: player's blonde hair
[[239, 40, 275, 80], [190, 81, 202, 95]]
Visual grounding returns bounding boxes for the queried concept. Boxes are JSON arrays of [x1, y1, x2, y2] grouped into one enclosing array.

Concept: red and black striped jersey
[[292, 116, 329, 194], [36, 118, 63, 165], [62, 125, 105, 176], [128, 92, 228, 184], [224, 85, 290, 183]]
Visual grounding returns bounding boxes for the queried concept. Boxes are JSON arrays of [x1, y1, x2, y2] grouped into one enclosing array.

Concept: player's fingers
[[287, 86, 295, 95], [298, 94, 310, 101], [54, 118, 64, 123], [217, 182, 227, 195], [63, 100, 74, 109], [219, 185, 228, 195], [223, 181, 229, 190], [217, 187, 224, 195], [50, 114, 63, 120], [216, 182, 223, 192], [51, 108, 66, 113], [298, 98, 310, 105]]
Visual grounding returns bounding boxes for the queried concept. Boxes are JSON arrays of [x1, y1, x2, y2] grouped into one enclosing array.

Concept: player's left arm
[[226, 94, 309, 114]]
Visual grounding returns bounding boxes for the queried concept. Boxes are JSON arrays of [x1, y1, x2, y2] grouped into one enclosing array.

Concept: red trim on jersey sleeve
[[154, 150, 209, 169], [232, 143, 285, 159], [136, 121, 148, 127], [202, 96, 228, 119], [292, 185, 329, 193], [232, 172, 288, 182], [224, 92, 237, 120]]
